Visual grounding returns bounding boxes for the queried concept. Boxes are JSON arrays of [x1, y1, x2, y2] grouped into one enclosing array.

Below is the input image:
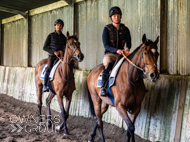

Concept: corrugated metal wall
[[181, 78, 190, 142], [1, 0, 190, 75], [75, 0, 160, 70], [29, 6, 74, 66], [3, 18, 28, 67], [165, 0, 190, 75]]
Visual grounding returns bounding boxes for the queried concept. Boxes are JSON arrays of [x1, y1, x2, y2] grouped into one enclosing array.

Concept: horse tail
[[87, 86, 96, 117]]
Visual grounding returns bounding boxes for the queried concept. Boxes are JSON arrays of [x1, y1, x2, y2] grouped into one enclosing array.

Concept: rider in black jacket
[[42, 19, 67, 92], [101, 7, 131, 96]]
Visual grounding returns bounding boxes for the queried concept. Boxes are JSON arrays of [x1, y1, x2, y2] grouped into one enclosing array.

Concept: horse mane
[[127, 39, 157, 60], [127, 45, 141, 60]]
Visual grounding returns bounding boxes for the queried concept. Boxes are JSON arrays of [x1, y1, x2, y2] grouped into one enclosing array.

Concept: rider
[[101, 6, 132, 96], [42, 19, 67, 92]]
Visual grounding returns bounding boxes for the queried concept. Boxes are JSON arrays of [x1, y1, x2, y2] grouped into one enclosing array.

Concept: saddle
[[97, 55, 125, 88], [40, 59, 61, 81]]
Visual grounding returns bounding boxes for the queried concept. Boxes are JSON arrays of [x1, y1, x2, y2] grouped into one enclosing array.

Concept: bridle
[[56, 36, 80, 64], [56, 36, 80, 82], [122, 44, 158, 86], [122, 44, 158, 76]]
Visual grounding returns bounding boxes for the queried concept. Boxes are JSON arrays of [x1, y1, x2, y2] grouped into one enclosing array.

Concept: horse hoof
[[39, 122, 43, 126], [64, 130, 70, 135], [46, 122, 52, 128], [55, 125, 61, 131], [88, 138, 94, 142]]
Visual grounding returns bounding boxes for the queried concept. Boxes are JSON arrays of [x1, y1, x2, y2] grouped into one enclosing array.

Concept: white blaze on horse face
[[151, 48, 156, 54], [74, 40, 77, 43]]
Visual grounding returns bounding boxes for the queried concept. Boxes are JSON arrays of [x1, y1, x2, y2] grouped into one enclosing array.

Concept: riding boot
[[43, 69, 50, 92], [100, 63, 113, 96], [100, 71, 109, 96]]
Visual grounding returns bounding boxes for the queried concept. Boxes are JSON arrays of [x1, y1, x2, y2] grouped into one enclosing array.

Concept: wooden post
[[23, 12, 29, 67], [0, 20, 2, 65], [174, 76, 188, 142]]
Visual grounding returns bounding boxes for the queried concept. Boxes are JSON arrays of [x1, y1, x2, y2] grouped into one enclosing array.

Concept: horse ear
[[67, 31, 70, 38], [154, 36, 159, 44], [142, 34, 147, 43], [74, 32, 77, 37]]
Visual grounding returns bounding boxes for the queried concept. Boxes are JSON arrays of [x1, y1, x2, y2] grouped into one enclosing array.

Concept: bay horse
[[35, 32, 84, 135], [87, 34, 159, 142]]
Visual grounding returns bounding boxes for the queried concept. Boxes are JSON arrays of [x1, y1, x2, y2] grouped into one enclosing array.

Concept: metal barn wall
[[29, 6, 74, 66], [164, 0, 190, 75], [2, 18, 28, 67], [75, 0, 160, 70], [181, 78, 190, 142]]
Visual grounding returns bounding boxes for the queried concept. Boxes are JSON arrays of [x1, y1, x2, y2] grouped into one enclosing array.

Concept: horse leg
[[89, 103, 108, 142], [46, 92, 55, 128], [58, 95, 72, 134], [127, 107, 141, 142], [96, 101, 109, 142], [89, 121, 98, 142], [56, 94, 69, 135], [36, 85, 43, 124], [116, 103, 135, 142]]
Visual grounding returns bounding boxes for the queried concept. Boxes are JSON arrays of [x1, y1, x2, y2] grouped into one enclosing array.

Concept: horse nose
[[77, 53, 84, 61], [150, 72, 156, 79]]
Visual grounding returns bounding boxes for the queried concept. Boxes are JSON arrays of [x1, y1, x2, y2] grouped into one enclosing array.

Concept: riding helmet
[[54, 19, 64, 27], [109, 6, 122, 17]]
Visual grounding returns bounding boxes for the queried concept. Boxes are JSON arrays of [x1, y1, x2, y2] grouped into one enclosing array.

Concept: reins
[[121, 52, 144, 73]]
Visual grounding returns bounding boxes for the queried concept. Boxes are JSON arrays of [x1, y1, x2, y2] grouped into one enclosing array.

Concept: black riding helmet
[[54, 19, 64, 27], [109, 6, 122, 17]]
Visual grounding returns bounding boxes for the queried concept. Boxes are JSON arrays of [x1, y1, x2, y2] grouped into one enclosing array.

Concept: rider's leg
[[100, 63, 113, 96], [100, 53, 118, 96], [43, 68, 50, 92], [43, 55, 56, 92]]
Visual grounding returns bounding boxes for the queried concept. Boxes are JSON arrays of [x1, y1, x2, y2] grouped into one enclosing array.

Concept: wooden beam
[[0, 6, 27, 18], [61, 0, 74, 5]]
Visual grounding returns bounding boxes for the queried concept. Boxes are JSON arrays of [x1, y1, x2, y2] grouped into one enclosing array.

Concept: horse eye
[[144, 52, 147, 55]]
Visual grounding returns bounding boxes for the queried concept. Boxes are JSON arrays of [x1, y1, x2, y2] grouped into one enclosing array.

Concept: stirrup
[[100, 87, 107, 96], [43, 85, 49, 92]]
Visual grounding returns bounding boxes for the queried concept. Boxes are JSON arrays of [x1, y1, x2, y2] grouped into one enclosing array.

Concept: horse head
[[141, 34, 160, 82], [66, 32, 84, 62]]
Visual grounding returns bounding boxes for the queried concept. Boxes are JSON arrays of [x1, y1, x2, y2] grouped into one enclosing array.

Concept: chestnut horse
[[87, 34, 159, 142], [35, 32, 84, 135]]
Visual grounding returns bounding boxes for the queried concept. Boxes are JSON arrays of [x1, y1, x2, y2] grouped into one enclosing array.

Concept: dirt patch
[[0, 94, 151, 142]]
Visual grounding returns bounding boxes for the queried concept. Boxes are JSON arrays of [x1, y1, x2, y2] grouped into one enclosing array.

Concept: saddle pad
[[97, 57, 125, 106], [97, 57, 125, 88], [40, 60, 61, 81]]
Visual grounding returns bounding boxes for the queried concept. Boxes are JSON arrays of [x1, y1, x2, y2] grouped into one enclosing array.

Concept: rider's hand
[[116, 49, 123, 55], [124, 48, 130, 55], [59, 51, 64, 57], [54, 51, 59, 56]]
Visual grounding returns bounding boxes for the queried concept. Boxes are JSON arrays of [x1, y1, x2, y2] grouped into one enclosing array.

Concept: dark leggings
[[47, 55, 57, 70]]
